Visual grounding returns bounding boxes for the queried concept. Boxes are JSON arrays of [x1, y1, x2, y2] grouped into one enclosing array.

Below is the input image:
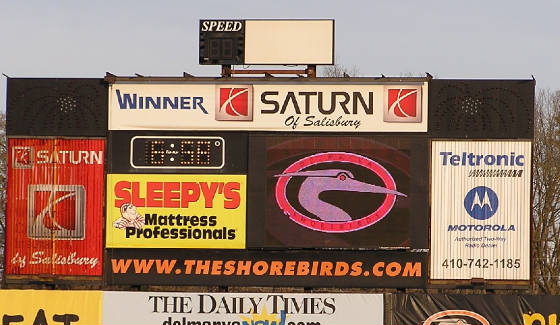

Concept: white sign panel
[[102, 292, 383, 325], [430, 141, 531, 281], [108, 82, 428, 132], [245, 20, 334, 65]]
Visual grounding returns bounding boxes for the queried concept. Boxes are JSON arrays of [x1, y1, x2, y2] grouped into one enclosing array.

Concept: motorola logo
[[464, 186, 498, 220]]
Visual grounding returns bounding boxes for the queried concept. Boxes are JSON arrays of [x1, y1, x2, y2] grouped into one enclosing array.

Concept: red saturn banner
[[5, 138, 105, 276]]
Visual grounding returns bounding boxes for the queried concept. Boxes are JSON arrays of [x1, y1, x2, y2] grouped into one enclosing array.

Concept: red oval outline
[[423, 310, 490, 325], [275, 152, 399, 233]]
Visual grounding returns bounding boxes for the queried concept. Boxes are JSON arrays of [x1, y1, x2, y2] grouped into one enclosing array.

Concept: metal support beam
[[223, 64, 317, 78]]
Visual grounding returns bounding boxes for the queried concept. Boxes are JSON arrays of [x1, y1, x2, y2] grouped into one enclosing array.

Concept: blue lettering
[[440, 152, 452, 165], [115, 92, 207, 114], [440, 151, 525, 167], [146, 97, 161, 109], [194, 97, 208, 114], [450, 155, 460, 166], [164, 97, 178, 109], [181, 97, 191, 109], [448, 224, 515, 231], [484, 155, 495, 165], [496, 154, 508, 165], [116, 89, 137, 109]]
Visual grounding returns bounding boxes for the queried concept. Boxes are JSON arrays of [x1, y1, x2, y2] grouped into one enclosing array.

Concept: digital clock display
[[130, 136, 225, 169]]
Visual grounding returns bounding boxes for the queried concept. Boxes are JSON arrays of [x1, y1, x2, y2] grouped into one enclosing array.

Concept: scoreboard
[[130, 136, 225, 169], [5, 76, 535, 289]]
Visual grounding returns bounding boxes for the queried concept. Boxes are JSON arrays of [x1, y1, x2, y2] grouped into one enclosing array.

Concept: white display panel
[[430, 140, 531, 281], [109, 82, 428, 132], [244, 20, 334, 65], [103, 292, 383, 325]]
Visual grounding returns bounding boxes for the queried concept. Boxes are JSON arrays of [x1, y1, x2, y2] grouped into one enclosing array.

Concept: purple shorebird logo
[[275, 152, 406, 233]]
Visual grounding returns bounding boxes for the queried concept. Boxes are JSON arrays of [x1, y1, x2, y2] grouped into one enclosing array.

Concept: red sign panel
[[216, 86, 253, 121], [6, 138, 105, 276], [384, 87, 422, 123]]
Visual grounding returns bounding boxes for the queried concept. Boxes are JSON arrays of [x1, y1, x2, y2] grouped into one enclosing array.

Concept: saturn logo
[[423, 310, 490, 325], [275, 152, 406, 233], [384, 86, 422, 123], [27, 184, 86, 239], [216, 86, 253, 121], [12, 146, 34, 169]]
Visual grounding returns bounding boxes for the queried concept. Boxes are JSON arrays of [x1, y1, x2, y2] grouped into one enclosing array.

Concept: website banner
[[105, 249, 426, 288]]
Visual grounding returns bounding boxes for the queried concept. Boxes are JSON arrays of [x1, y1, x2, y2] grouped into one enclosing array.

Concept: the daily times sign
[[108, 82, 428, 132], [102, 292, 383, 325], [430, 141, 531, 281]]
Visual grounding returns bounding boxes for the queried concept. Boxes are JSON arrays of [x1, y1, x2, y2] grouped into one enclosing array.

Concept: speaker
[[7, 78, 108, 137], [428, 79, 534, 139]]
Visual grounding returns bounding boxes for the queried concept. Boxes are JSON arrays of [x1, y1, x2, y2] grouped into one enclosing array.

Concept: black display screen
[[199, 20, 245, 65], [246, 135, 430, 250], [130, 136, 224, 168]]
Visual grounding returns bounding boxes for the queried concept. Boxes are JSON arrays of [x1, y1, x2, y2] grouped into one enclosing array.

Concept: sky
[[1, 0, 559, 112]]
